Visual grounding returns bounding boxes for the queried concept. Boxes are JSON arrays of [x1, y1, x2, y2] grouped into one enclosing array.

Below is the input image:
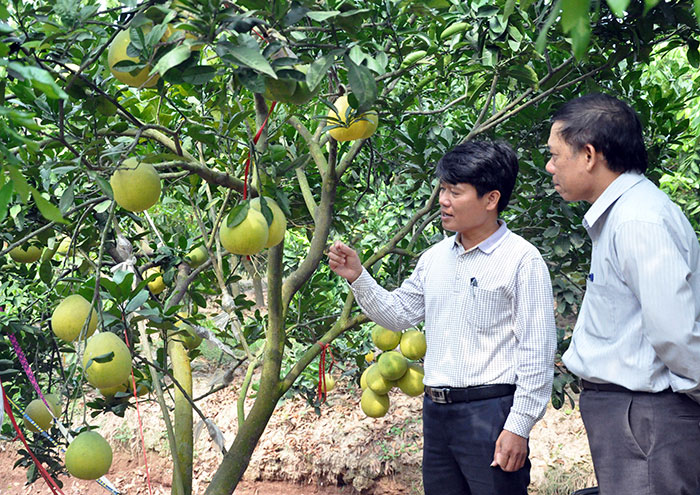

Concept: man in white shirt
[[329, 140, 556, 495], [546, 93, 700, 494]]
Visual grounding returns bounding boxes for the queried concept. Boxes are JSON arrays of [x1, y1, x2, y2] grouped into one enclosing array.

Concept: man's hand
[[328, 241, 363, 283], [490, 430, 528, 472]]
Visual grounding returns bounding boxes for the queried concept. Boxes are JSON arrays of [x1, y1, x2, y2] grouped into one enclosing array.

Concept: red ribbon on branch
[[243, 100, 277, 201], [317, 342, 336, 403]]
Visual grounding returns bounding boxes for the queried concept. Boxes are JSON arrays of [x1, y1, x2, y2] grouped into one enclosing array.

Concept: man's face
[[438, 181, 496, 235], [546, 122, 594, 202]]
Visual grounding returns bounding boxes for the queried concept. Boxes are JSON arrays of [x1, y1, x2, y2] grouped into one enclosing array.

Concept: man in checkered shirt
[[329, 140, 556, 495]]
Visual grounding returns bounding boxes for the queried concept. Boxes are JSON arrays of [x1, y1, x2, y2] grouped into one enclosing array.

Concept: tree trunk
[[169, 340, 193, 495]]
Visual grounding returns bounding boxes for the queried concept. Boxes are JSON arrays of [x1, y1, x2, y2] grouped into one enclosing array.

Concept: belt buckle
[[430, 387, 451, 404]]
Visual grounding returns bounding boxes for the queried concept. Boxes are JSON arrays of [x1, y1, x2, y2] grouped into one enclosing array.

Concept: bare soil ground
[[0, 357, 595, 494]]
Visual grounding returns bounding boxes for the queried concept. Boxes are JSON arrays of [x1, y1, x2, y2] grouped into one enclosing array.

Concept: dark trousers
[[580, 388, 700, 495], [422, 394, 530, 495]]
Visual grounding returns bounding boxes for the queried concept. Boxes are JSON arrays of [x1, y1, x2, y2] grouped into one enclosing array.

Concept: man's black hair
[[436, 140, 519, 213], [552, 93, 648, 174]]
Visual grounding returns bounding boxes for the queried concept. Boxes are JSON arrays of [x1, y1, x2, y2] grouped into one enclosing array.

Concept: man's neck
[[459, 219, 500, 251]]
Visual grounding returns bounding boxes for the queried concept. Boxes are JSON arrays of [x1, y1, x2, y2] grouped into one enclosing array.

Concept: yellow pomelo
[[51, 294, 98, 342], [219, 207, 269, 256], [185, 245, 208, 268], [107, 28, 159, 88], [360, 367, 370, 390], [144, 266, 166, 295], [110, 158, 161, 212], [99, 382, 128, 399], [377, 350, 408, 381], [327, 94, 378, 142], [82, 332, 132, 389], [23, 394, 62, 433], [360, 388, 390, 418], [371, 324, 401, 351], [250, 197, 286, 248], [56, 237, 72, 255], [397, 362, 425, 397], [9, 245, 42, 263], [65, 431, 113, 480], [366, 363, 394, 394], [400, 329, 427, 360], [323, 373, 336, 392], [170, 315, 203, 350]]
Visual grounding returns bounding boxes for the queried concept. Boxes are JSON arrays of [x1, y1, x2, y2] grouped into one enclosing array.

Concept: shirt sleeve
[[349, 258, 427, 332], [504, 255, 557, 438], [615, 220, 700, 387]]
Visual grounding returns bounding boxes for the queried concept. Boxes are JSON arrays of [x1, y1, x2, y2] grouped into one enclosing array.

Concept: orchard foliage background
[[1, 0, 700, 493]]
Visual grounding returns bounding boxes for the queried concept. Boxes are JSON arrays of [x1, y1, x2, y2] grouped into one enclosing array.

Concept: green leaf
[[536, 0, 562, 54], [504, 0, 516, 20], [0, 181, 12, 222], [181, 66, 217, 85], [5, 164, 30, 202], [0, 21, 13, 34], [695, 0, 700, 22], [39, 260, 53, 285], [7, 62, 68, 100], [150, 45, 191, 77], [226, 201, 250, 228], [606, 0, 631, 17], [31, 188, 68, 224], [344, 55, 377, 111], [125, 289, 150, 313], [226, 34, 276, 78], [59, 184, 74, 214], [307, 52, 340, 92], [570, 16, 591, 60], [306, 10, 339, 22], [561, 0, 590, 33]]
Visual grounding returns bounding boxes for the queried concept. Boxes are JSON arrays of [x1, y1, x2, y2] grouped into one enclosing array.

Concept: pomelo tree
[[1, 1, 699, 494]]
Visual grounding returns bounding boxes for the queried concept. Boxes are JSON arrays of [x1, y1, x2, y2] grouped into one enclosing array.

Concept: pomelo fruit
[[110, 158, 161, 212], [9, 245, 42, 263], [82, 332, 132, 389], [366, 363, 394, 394], [65, 431, 113, 480], [144, 266, 166, 295], [371, 324, 400, 351], [400, 329, 427, 360], [185, 245, 208, 268], [219, 207, 269, 256], [249, 196, 286, 248], [396, 362, 425, 397], [51, 294, 98, 342], [327, 94, 378, 142], [107, 27, 159, 88], [360, 388, 390, 418], [377, 350, 408, 381], [23, 394, 62, 433]]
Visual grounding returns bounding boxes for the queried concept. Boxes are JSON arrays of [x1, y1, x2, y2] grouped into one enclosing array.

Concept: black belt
[[581, 379, 673, 394], [424, 384, 516, 404]]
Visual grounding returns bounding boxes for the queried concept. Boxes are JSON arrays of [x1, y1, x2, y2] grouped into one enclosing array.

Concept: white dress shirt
[[563, 172, 700, 398], [350, 221, 557, 438]]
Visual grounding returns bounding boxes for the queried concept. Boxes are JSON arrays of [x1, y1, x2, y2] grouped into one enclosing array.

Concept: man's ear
[[485, 190, 501, 211], [583, 143, 601, 172]]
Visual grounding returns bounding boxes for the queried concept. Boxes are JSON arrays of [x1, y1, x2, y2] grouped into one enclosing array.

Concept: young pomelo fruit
[[65, 431, 113, 480], [170, 315, 203, 350], [144, 266, 166, 295], [107, 28, 159, 88], [371, 324, 401, 351], [23, 394, 62, 433], [51, 294, 98, 342], [400, 329, 427, 360], [377, 350, 408, 381], [360, 388, 390, 418], [397, 363, 425, 397], [184, 245, 208, 268], [110, 158, 161, 212], [323, 373, 336, 392], [82, 332, 132, 389]]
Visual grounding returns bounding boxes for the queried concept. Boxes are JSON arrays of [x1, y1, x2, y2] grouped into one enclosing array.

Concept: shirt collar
[[583, 172, 645, 230], [452, 220, 510, 254]]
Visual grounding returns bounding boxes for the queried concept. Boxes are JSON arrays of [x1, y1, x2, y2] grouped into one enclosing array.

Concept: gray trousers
[[580, 388, 700, 495]]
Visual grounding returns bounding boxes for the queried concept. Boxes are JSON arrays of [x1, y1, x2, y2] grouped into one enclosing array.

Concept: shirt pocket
[[579, 278, 613, 340], [468, 286, 512, 330]]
